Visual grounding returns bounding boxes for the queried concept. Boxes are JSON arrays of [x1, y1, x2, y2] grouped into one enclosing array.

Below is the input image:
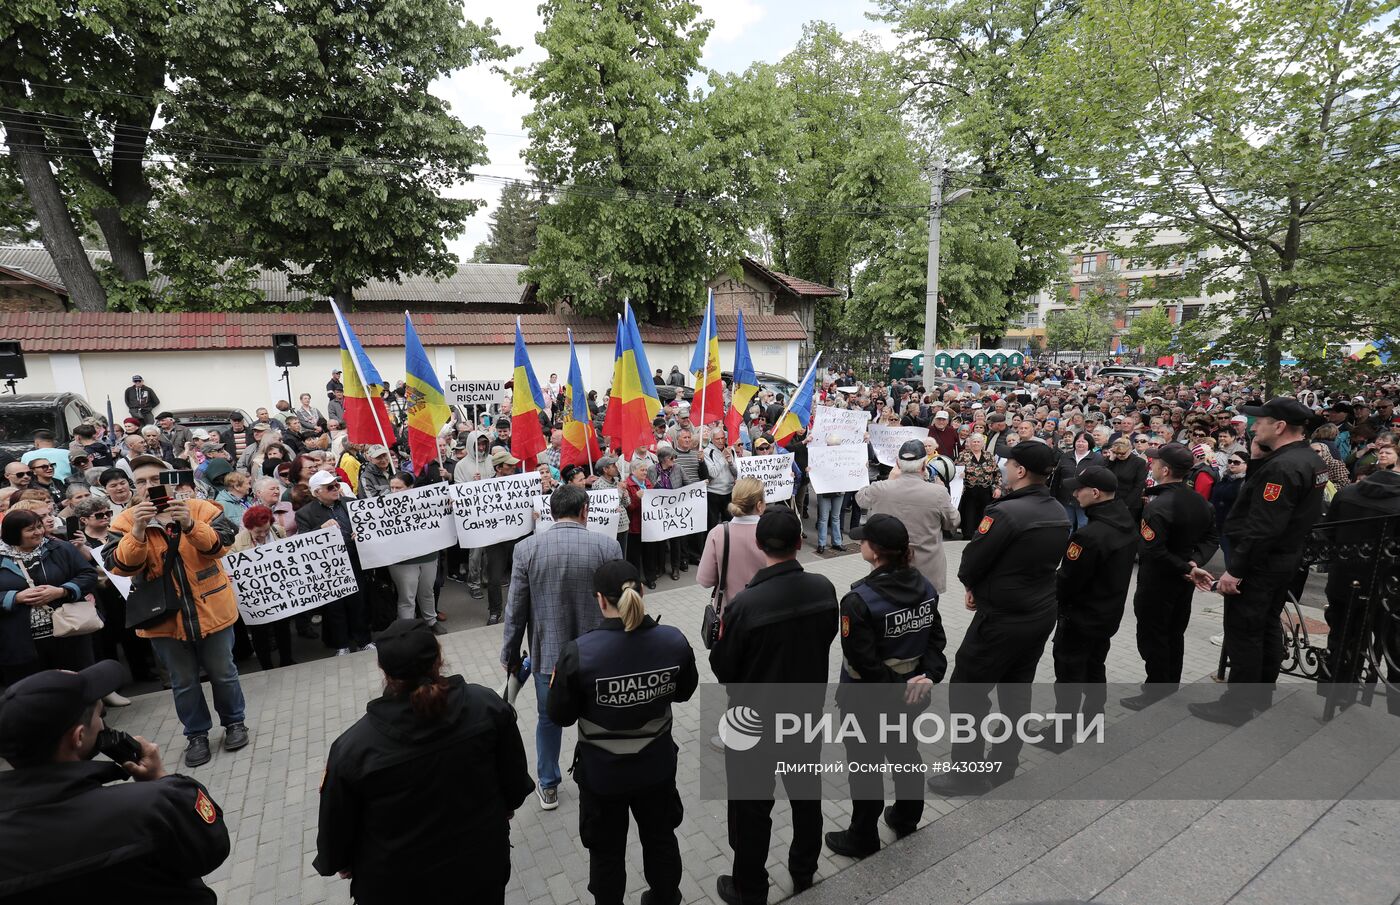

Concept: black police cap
[[1003, 441, 1057, 476], [1239, 396, 1317, 426], [1063, 465, 1118, 493], [1146, 441, 1195, 472], [0, 660, 123, 761], [848, 513, 910, 549], [373, 619, 440, 680]]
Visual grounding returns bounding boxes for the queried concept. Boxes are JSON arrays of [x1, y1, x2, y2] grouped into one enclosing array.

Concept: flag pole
[[773, 351, 822, 440], [331, 298, 394, 454], [570, 328, 594, 475], [697, 289, 711, 434]]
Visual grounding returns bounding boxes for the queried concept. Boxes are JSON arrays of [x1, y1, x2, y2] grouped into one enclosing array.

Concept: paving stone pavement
[[103, 539, 1378, 905]]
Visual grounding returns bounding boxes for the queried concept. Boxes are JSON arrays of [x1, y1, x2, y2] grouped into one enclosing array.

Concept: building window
[[1079, 255, 1098, 274], [1180, 305, 1203, 322], [1126, 280, 1143, 298], [1123, 307, 1142, 323], [1023, 312, 1039, 327], [1106, 254, 1121, 271]]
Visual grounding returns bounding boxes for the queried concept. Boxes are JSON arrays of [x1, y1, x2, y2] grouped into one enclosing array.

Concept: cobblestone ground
[[104, 539, 1379, 905]]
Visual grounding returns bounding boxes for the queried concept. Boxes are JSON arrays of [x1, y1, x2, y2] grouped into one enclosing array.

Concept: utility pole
[[922, 160, 945, 380]]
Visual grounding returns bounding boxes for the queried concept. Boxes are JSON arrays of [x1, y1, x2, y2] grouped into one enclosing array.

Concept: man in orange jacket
[[103, 455, 250, 768]]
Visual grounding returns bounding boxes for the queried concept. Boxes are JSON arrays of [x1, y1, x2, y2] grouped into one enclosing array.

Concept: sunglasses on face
[[89, 511, 112, 519], [1229, 459, 1245, 465], [11, 470, 30, 477], [32, 463, 54, 470]]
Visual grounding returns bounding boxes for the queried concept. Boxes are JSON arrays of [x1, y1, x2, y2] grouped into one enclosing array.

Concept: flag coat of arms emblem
[[977, 516, 994, 535], [1263, 482, 1282, 502], [1066, 542, 1083, 561]]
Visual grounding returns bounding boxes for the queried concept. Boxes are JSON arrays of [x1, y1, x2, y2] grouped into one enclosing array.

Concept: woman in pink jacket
[[697, 477, 768, 596]]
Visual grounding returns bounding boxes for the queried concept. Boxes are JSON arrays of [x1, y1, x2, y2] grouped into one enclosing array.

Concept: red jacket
[[624, 476, 652, 536]]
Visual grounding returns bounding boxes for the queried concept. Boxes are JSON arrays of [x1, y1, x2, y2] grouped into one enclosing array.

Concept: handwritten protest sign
[[807, 443, 870, 495], [225, 526, 358, 627], [533, 488, 622, 537], [641, 481, 708, 541], [869, 424, 930, 467], [736, 453, 794, 502], [445, 379, 506, 408], [450, 471, 542, 548], [809, 406, 870, 446], [348, 483, 457, 569]]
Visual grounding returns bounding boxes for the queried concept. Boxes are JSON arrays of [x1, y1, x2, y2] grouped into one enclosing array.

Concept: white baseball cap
[[308, 471, 340, 491], [934, 410, 950, 420]]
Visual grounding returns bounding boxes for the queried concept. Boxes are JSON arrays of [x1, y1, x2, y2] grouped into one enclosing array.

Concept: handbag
[[17, 559, 104, 638], [700, 524, 729, 650]]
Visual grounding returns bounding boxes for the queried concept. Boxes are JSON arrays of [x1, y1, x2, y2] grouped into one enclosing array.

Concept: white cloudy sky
[[435, 0, 893, 259]]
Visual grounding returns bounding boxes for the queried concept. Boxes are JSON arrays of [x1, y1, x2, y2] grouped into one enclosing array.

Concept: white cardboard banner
[[640, 481, 708, 541], [225, 526, 359, 626], [450, 471, 543, 548], [445, 379, 506, 407], [347, 482, 457, 569], [736, 453, 794, 503], [809, 406, 871, 446], [533, 489, 622, 537], [807, 443, 871, 495], [869, 424, 930, 467]]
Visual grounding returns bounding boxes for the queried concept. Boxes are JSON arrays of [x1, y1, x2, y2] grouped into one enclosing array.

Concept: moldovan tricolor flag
[[509, 318, 548, 466], [403, 312, 450, 474], [689, 289, 723, 427], [614, 302, 662, 455], [601, 315, 624, 450], [330, 300, 394, 447], [772, 352, 822, 447], [725, 310, 758, 442], [561, 329, 602, 469]]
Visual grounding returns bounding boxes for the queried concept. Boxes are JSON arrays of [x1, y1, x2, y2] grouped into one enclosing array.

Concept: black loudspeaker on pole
[[272, 334, 300, 368]]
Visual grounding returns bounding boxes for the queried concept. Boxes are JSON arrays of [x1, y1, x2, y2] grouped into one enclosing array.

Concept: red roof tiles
[[0, 311, 808, 353]]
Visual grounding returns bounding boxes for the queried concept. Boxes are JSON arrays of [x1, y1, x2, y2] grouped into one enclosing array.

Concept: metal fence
[[1215, 514, 1399, 719]]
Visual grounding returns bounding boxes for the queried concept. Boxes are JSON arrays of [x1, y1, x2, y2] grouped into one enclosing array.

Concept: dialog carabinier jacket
[[1137, 482, 1218, 600], [548, 616, 698, 794], [838, 566, 947, 685], [1055, 497, 1138, 637], [956, 485, 1070, 619], [1223, 440, 1326, 580], [314, 676, 534, 904]]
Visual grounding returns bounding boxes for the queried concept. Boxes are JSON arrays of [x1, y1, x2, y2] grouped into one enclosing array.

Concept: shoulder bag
[[701, 524, 729, 650], [17, 558, 104, 638]]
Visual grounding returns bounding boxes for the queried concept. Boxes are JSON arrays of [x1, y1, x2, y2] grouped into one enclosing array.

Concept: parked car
[[0, 393, 101, 463], [1096, 365, 1164, 381], [165, 407, 253, 436]]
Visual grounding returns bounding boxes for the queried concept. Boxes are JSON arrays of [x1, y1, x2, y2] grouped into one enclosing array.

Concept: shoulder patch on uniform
[[977, 516, 994, 535], [1263, 482, 1282, 502], [1066, 542, 1083, 561], [1140, 520, 1156, 541], [841, 615, 850, 638], [1314, 471, 1329, 487], [195, 788, 217, 825]]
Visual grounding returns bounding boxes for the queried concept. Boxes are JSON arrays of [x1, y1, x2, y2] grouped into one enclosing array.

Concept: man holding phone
[[102, 455, 250, 768]]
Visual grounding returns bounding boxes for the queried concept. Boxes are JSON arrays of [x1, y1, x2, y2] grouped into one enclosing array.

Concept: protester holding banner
[[814, 435, 849, 555], [592, 456, 630, 556], [653, 447, 691, 581], [384, 473, 442, 634], [482, 449, 524, 625], [295, 472, 374, 656], [229, 505, 296, 670], [103, 455, 250, 769], [696, 477, 767, 595], [624, 460, 659, 588]]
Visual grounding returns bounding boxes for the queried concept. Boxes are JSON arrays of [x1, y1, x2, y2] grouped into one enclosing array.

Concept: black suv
[[0, 393, 101, 463]]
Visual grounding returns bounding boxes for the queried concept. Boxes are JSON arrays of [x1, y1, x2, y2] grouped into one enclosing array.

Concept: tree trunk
[[2, 118, 107, 311], [332, 284, 355, 312], [90, 207, 149, 282]]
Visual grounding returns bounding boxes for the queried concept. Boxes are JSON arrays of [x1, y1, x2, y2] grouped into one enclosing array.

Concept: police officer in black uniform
[[1121, 442, 1218, 710], [825, 513, 946, 859], [548, 560, 699, 905], [1190, 397, 1325, 725], [930, 441, 1069, 796], [0, 661, 230, 903], [1044, 466, 1137, 744]]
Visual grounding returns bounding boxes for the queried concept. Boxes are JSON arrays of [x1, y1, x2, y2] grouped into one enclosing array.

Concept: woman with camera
[[0, 508, 100, 685]]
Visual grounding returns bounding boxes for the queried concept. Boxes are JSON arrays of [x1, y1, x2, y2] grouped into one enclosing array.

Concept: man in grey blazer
[[500, 484, 624, 811], [854, 439, 960, 593]]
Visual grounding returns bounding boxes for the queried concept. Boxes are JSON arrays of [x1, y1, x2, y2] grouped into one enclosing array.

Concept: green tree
[[1045, 285, 1115, 360], [1, 0, 169, 310], [1039, 0, 1400, 393], [159, 0, 509, 309], [878, 0, 1102, 341], [471, 181, 543, 264], [1123, 304, 1176, 361], [512, 0, 786, 320]]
